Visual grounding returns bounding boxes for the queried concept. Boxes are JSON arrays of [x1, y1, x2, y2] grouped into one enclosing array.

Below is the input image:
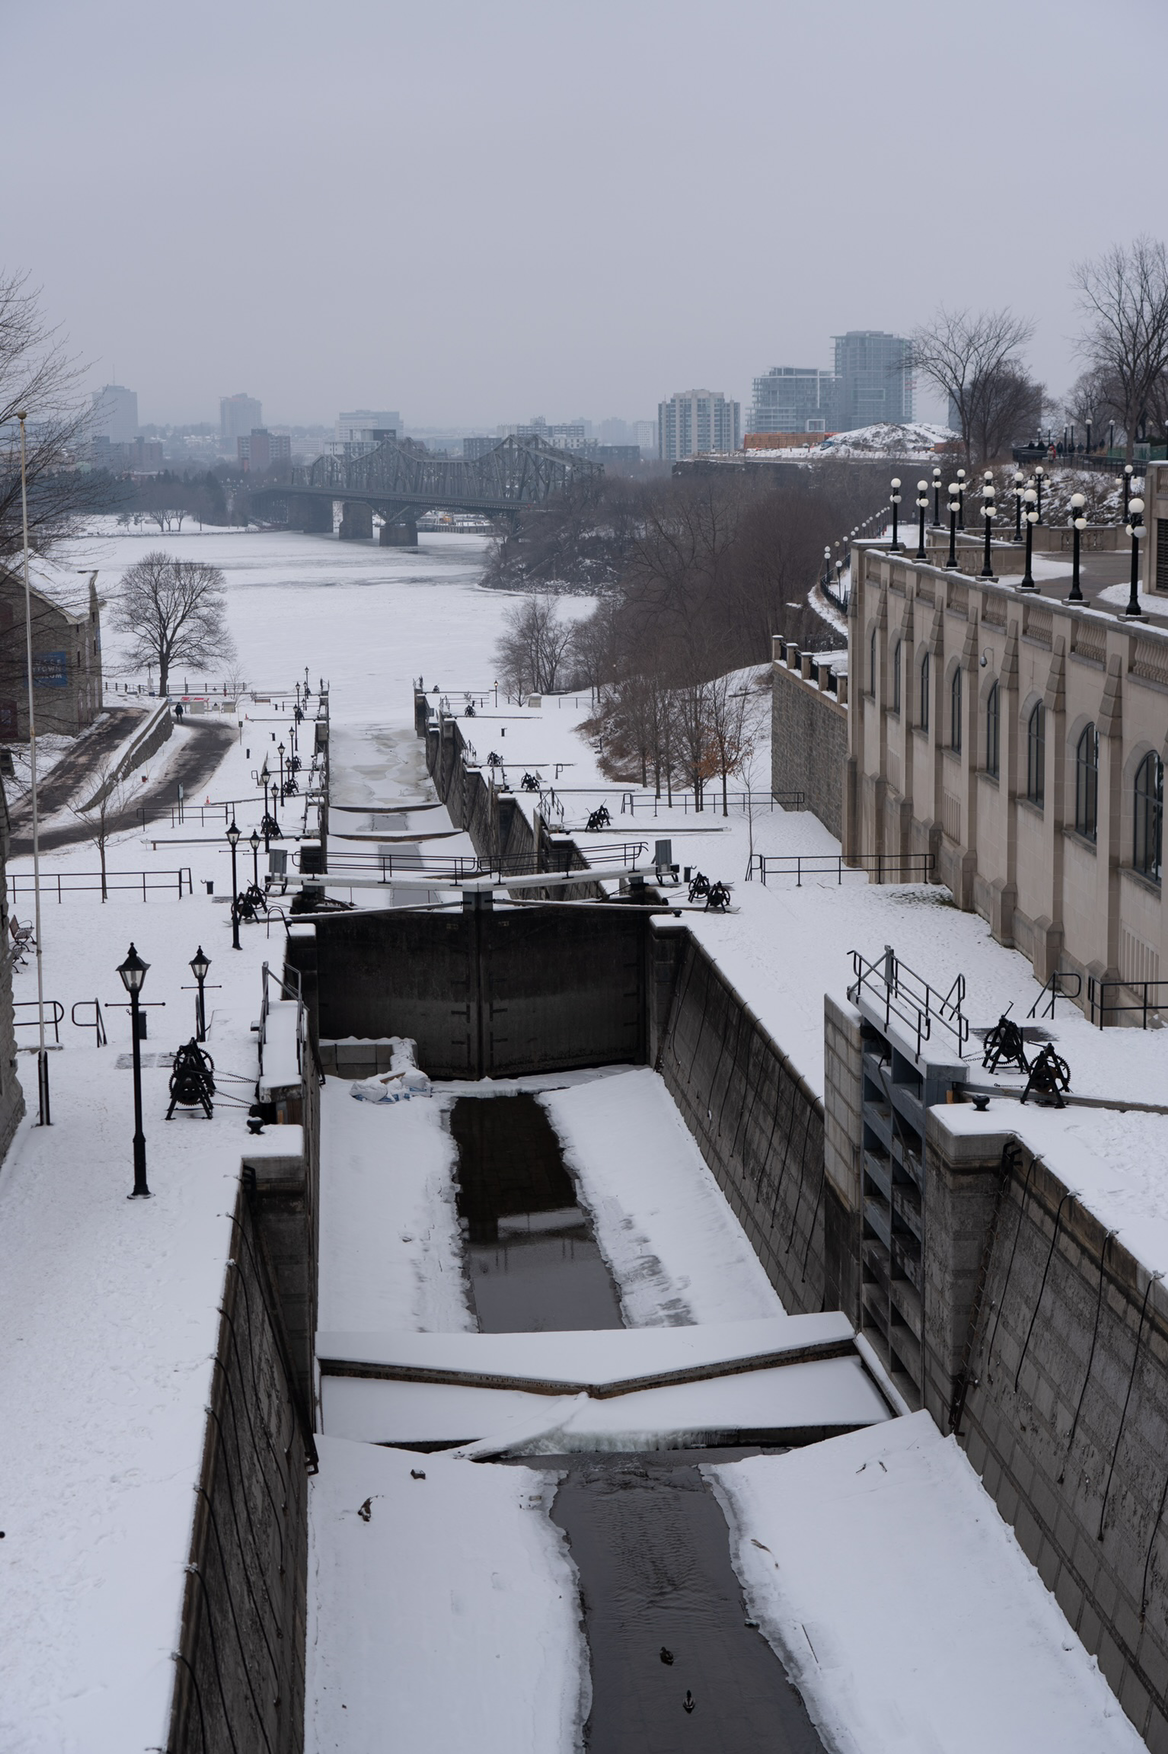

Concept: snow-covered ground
[[709, 1414, 1144, 1754]]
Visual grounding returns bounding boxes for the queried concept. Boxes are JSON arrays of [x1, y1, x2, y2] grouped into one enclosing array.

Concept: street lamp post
[[915, 480, 929, 560], [1125, 492, 1146, 618], [1013, 471, 1025, 541], [278, 742, 286, 799], [1021, 489, 1039, 588], [956, 467, 967, 530], [1034, 465, 1045, 524], [227, 818, 241, 949], [981, 483, 996, 578], [1067, 494, 1087, 603], [889, 478, 902, 551], [190, 945, 211, 1042], [1122, 463, 1134, 524], [118, 944, 151, 1198], [945, 485, 960, 569], [250, 829, 261, 888], [932, 467, 943, 527]]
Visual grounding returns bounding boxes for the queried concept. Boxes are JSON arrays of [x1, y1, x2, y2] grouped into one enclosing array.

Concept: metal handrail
[[849, 945, 968, 1058], [747, 852, 935, 887], [7, 869, 193, 900], [71, 999, 108, 1046], [1027, 970, 1083, 1020], [1087, 975, 1168, 1029], [14, 1000, 64, 1045]]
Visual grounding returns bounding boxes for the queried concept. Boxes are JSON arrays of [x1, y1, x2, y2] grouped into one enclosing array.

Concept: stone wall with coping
[[770, 639, 848, 841]]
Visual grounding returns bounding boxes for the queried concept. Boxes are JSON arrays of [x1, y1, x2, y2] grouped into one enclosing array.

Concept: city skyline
[[6, 0, 1163, 430]]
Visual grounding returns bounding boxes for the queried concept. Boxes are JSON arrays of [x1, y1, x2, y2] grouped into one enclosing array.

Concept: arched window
[[950, 665, 963, 753], [1027, 702, 1045, 806], [1134, 751, 1163, 881], [870, 627, 878, 697], [985, 681, 1000, 778], [1075, 723, 1098, 841], [919, 652, 930, 731], [892, 639, 902, 714]]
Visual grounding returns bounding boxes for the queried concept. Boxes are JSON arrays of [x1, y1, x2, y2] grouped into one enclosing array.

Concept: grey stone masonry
[[652, 926, 827, 1316], [931, 1110, 1168, 1750], [771, 639, 847, 840]]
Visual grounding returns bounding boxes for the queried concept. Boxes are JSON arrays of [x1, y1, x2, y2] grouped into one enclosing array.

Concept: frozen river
[[51, 521, 589, 727]]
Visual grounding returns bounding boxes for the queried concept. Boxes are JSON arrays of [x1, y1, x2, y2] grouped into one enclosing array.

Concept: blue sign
[[33, 650, 68, 688]]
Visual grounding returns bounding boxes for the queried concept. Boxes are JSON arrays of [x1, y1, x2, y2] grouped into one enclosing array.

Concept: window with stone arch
[[919, 652, 930, 731], [985, 681, 1000, 778], [870, 626, 878, 697], [1026, 701, 1045, 807], [1075, 723, 1098, 841], [950, 664, 962, 754], [1134, 751, 1163, 881], [891, 639, 902, 714]]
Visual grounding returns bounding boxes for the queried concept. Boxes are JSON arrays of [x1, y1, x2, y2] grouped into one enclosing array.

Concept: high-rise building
[[749, 367, 836, 436], [463, 436, 499, 459], [220, 394, 262, 447], [336, 410, 401, 444], [832, 331, 913, 430], [91, 384, 138, 443], [658, 390, 740, 460], [237, 430, 291, 472]]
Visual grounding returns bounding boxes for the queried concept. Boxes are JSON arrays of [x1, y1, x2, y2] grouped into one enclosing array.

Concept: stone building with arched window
[[0, 570, 103, 744], [847, 540, 1168, 1022]]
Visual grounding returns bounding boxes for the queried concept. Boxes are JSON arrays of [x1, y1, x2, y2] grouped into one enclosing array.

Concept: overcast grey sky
[[6, 0, 1167, 430]]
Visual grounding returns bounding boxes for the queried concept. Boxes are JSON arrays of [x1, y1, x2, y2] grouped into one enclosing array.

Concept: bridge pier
[[339, 501, 373, 541], [379, 516, 418, 547], [296, 496, 334, 534]]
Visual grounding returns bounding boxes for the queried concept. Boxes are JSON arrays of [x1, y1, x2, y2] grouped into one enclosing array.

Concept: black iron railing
[[8, 869, 193, 901], [13, 1000, 64, 1044], [747, 852, 934, 887], [849, 945, 968, 1058], [1087, 975, 1168, 1029]]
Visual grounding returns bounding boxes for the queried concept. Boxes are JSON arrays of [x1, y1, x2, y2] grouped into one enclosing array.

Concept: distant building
[[91, 384, 138, 443], [237, 429, 292, 473], [658, 390, 740, 460], [336, 410, 400, 443], [832, 331, 913, 430], [90, 435, 164, 471], [749, 367, 836, 436], [497, 418, 591, 451], [220, 394, 262, 447], [633, 419, 658, 454], [0, 573, 103, 743], [463, 436, 499, 460]]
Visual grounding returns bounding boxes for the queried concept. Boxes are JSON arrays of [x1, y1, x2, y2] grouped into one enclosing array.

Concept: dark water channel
[[548, 1453, 825, 1754], [450, 1094, 624, 1333]]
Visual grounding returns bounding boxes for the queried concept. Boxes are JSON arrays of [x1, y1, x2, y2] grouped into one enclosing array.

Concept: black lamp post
[[1067, 493, 1087, 603], [932, 466, 943, 527], [227, 818, 241, 949], [945, 484, 960, 569], [1021, 489, 1038, 588], [118, 943, 151, 1198], [1034, 465, 1045, 525], [1122, 463, 1134, 524], [915, 480, 929, 559], [1125, 489, 1146, 618], [1013, 471, 1025, 541], [250, 828, 261, 888], [190, 945, 210, 1042], [278, 741, 286, 799], [981, 484, 996, 578], [956, 467, 967, 530], [889, 477, 902, 550]]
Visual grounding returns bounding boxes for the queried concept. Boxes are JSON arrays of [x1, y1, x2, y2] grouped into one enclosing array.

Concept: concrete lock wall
[[650, 926, 829, 1317], [924, 1117, 1168, 1750], [169, 1184, 314, 1754]]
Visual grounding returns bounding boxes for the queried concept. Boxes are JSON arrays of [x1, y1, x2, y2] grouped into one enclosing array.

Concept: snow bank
[[541, 1069, 785, 1325], [307, 1436, 588, 1754], [318, 1078, 472, 1333], [707, 1413, 1143, 1754]]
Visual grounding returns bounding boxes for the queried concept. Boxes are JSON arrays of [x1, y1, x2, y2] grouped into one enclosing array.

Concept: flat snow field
[[708, 1413, 1145, 1754]]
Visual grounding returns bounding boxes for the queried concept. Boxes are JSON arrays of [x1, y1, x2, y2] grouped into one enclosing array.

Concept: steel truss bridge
[[252, 433, 600, 534]]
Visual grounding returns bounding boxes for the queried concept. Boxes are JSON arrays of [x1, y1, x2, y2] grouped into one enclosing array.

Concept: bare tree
[[69, 761, 133, 901], [1065, 365, 1123, 448], [112, 551, 236, 697], [1073, 237, 1168, 461], [494, 596, 575, 697], [0, 272, 108, 568], [966, 365, 1045, 464], [912, 307, 1036, 465]]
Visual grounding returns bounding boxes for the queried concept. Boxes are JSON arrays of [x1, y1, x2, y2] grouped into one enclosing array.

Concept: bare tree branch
[[911, 307, 1035, 465], [111, 552, 236, 697], [1073, 236, 1168, 460]]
